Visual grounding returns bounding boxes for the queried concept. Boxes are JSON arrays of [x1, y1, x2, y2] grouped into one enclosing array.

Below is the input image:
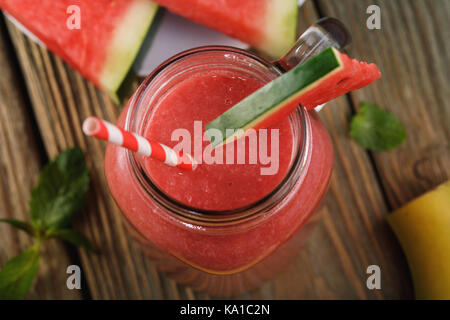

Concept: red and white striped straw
[[82, 117, 196, 171]]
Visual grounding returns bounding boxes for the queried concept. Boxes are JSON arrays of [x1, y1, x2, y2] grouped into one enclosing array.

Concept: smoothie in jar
[[104, 47, 334, 294]]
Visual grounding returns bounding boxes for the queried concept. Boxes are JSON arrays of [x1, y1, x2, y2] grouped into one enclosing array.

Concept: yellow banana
[[387, 181, 450, 299]]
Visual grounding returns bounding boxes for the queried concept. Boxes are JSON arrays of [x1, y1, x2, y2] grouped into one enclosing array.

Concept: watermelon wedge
[[206, 47, 381, 147], [152, 0, 298, 58], [0, 0, 159, 102]]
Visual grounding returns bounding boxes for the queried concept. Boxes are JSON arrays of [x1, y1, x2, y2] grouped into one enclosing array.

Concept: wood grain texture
[[317, 0, 450, 207], [0, 21, 80, 300], [3, 0, 437, 299]]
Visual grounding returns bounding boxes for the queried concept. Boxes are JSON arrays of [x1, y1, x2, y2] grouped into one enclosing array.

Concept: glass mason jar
[[104, 19, 349, 296]]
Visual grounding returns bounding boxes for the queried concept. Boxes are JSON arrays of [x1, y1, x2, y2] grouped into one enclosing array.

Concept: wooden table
[[0, 0, 448, 299]]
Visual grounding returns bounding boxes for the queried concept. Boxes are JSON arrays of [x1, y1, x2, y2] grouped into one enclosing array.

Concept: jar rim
[[125, 46, 312, 227]]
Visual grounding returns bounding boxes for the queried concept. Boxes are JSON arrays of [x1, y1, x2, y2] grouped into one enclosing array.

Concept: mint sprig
[[0, 148, 92, 299], [350, 102, 406, 151]]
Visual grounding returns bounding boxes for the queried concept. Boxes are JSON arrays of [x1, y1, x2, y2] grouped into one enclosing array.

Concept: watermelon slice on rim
[[0, 0, 159, 102], [152, 0, 298, 59], [206, 47, 381, 147], [299, 49, 381, 109]]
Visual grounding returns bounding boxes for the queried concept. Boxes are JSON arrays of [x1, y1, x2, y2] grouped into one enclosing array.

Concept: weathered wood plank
[[318, 0, 450, 206], [0, 19, 80, 300]]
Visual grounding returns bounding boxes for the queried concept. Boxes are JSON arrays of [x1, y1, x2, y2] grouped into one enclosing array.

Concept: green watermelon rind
[[99, 0, 159, 102], [261, 0, 298, 58], [206, 47, 343, 147]]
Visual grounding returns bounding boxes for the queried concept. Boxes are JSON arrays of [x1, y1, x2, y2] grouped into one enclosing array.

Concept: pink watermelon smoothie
[[143, 71, 294, 211], [104, 48, 333, 275]]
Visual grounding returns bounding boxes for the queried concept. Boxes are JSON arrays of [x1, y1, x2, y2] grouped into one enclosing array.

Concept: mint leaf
[[30, 148, 90, 231], [350, 102, 406, 151], [0, 247, 40, 299], [48, 229, 93, 252], [0, 218, 34, 236], [0, 148, 91, 300]]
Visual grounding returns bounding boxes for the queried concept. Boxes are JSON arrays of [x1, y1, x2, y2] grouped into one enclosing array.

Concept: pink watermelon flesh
[[301, 51, 381, 109], [252, 51, 381, 133], [0, 0, 158, 101], [153, 0, 298, 58]]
